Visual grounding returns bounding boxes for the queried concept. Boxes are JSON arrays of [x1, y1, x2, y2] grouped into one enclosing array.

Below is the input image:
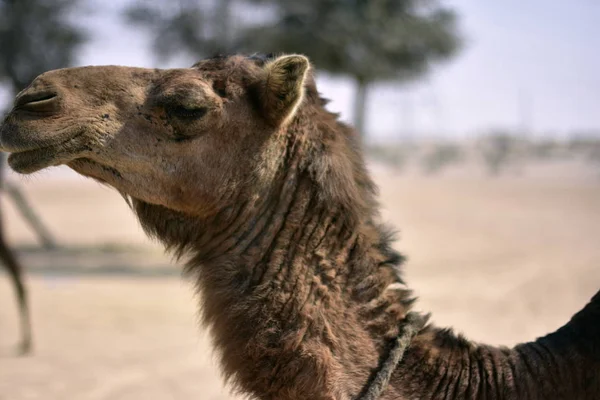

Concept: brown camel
[[0, 54, 598, 399]]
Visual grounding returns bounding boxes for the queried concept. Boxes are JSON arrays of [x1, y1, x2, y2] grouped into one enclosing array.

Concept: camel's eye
[[212, 81, 227, 98], [169, 105, 208, 120]]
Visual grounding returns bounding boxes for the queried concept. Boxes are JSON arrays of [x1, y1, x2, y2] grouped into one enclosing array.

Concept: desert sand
[[0, 163, 599, 399]]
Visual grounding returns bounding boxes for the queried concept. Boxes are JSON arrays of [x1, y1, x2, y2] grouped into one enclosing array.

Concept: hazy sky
[[4, 1, 600, 140]]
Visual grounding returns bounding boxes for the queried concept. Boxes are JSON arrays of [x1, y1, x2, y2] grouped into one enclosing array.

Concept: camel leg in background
[[4, 183, 58, 250], [0, 219, 31, 354], [0, 153, 58, 250], [0, 155, 32, 355]]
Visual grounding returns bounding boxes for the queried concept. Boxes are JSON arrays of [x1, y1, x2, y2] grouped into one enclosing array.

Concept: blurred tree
[[126, 0, 461, 139], [243, 0, 462, 138], [126, 0, 237, 61], [0, 0, 86, 97], [0, 0, 87, 248]]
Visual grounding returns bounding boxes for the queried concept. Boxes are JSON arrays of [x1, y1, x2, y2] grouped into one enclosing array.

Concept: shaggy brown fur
[[0, 53, 598, 399]]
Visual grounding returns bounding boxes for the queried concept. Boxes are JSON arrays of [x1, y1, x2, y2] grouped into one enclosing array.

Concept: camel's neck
[[132, 159, 414, 399], [130, 164, 600, 400], [194, 174, 412, 398], [392, 292, 600, 400]]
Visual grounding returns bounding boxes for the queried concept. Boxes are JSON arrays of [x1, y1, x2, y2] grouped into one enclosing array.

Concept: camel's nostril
[[15, 91, 59, 112]]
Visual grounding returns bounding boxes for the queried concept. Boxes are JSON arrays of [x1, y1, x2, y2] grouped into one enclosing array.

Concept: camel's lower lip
[[5, 131, 87, 174], [7, 146, 62, 174]]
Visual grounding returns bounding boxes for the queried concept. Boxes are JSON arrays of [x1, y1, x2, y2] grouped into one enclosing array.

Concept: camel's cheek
[[167, 170, 238, 216], [175, 146, 250, 197], [120, 166, 230, 216]]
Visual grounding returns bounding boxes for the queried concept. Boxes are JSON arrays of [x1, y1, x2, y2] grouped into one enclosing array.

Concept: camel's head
[[0, 54, 311, 215]]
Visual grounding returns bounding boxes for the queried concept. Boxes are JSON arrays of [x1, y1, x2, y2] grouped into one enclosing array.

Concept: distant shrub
[[528, 140, 561, 160], [567, 137, 600, 163], [476, 132, 524, 176], [420, 143, 464, 175], [366, 143, 414, 171], [585, 142, 600, 167]]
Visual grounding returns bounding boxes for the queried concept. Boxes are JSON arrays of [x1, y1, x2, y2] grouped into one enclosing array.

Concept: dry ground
[[0, 164, 599, 399]]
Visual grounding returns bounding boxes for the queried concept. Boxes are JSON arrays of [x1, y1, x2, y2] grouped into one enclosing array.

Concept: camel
[[0, 53, 598, 399]]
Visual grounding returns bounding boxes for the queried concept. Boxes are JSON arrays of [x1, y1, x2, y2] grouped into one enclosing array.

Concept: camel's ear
[[257, 54, 310, 126]]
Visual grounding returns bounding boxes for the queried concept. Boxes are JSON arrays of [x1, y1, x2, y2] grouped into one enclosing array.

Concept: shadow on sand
[[6, 244, 180, 278]]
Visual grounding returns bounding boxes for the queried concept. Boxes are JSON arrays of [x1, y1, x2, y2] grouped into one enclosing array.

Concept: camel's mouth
[[3, 130, 88, 174], [7, 146, 63, 174], [0, 93, 92, 174]]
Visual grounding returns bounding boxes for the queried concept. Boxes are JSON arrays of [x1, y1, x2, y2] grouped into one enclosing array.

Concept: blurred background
[[0, 1, 599, 399]]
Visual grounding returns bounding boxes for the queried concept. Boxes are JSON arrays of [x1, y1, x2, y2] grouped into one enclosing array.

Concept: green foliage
[[242, 1, 461, 84], [126, 0, 236, 60], [243, 0, 462, 136], [125, 0, 462, 137], [0, 0, 86, 95]]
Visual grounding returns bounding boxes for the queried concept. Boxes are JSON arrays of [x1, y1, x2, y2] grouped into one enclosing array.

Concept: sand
[[0, 164, 599, 399]]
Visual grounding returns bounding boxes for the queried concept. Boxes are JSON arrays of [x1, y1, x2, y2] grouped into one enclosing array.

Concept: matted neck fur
[[1, 54, 599, 400]]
